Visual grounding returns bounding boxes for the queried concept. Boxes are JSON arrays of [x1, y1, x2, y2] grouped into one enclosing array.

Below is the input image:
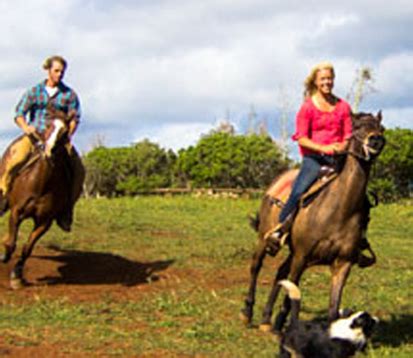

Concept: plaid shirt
[[15, 80, 81, 133]]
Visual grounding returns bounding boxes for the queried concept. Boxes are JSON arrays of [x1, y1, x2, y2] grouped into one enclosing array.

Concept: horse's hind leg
[[1, 209, 22, 263], [240, 239, 268, 326], [259, 253, 292, 332], [10, 220, 51, 289]]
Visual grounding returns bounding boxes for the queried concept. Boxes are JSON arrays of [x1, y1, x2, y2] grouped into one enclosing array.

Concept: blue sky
[[0, 0, 412, 155]]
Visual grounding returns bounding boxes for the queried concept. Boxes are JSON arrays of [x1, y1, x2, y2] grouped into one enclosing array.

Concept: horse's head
[[42, 107, 75, 158], [350, 111, 386, 161]]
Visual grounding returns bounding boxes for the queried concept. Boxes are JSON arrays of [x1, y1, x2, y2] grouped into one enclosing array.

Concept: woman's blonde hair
[[42, 55, 67, 70], [303, 61, 335, 98]]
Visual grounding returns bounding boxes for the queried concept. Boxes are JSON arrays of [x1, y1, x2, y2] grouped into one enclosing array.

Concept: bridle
[[28, 118, 68, 158], [347, 131, 384, 162]]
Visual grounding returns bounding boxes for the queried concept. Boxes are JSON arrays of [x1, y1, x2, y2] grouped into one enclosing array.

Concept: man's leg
[[0, 136, 34, 214]]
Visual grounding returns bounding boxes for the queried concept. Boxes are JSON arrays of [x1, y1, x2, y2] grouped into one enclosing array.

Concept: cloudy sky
[[0, 0, 411, 155]]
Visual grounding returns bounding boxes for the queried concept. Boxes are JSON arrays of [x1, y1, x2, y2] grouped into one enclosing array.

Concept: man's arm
[[15, 116, 37, 136]]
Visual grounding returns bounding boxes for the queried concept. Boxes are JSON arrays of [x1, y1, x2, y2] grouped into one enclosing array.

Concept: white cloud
[[0, 0, 411, 154], [382, 107, 413, 129], [135, 122, 214, 151]]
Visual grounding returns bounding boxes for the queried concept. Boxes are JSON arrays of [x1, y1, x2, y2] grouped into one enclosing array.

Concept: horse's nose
[[368, 135, 385, 151]]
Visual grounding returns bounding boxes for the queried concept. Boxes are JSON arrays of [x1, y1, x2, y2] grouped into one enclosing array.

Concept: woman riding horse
[[266, 62, 369, 262], [240, 62, 385, 332]]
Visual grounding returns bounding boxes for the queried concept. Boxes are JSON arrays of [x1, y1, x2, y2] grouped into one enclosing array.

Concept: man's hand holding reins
[[15, 116, 37, 137]]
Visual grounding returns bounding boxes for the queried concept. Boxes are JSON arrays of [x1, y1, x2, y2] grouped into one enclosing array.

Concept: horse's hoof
[[0, 253, 11, 264], [259, 323, 272, 332], [10, 278, 25, 290], [239, 311, 251, 325]]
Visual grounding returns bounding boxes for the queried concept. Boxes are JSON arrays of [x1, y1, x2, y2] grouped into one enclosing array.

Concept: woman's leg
[[279, 155, 322, 222], [265, 155, 323, 254]]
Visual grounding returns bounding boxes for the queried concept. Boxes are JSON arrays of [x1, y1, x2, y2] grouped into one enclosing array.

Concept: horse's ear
[[376, 110, 382, 123]]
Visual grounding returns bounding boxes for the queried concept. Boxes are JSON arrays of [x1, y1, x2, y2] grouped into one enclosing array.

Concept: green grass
[[0, 196, 411, 356]]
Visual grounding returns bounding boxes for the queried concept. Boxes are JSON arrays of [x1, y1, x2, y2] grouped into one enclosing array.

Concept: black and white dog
[[278, 280, 378, 358]]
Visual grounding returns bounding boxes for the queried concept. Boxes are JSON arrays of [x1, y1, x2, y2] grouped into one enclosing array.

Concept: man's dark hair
[[43, 55, 67, 70]]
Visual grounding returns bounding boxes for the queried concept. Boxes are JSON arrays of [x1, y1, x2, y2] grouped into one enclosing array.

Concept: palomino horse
[[241, 112, 385, 333], [0, 109, 81, 289]]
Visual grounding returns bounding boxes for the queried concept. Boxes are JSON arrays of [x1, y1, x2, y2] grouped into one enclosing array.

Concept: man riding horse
[[0, 55, 84, 231]]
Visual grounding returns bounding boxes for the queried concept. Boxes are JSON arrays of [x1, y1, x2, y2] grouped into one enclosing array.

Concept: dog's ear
[[339, 308, 354, 318], [350, 312, 378, 337]]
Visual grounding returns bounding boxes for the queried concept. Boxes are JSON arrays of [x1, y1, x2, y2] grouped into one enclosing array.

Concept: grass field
[[0, 196, 411, 357]]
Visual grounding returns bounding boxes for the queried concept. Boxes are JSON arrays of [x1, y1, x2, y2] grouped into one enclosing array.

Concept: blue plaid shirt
[[15, 80, 81, 133]]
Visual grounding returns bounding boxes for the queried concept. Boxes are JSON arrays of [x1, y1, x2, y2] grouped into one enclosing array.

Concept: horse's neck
[[336, 154, 371, 212]]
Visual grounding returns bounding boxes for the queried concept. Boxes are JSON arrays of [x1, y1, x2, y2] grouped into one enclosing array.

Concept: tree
[[175, 132, 290, 188], [346, 67, 376, 112], [369, 128, 413, 201], [83, 139, 176, 197]]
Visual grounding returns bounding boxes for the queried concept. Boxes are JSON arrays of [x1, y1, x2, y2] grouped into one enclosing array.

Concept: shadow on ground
[[34, 245, 174, 287], [374, 314, 413, 348]]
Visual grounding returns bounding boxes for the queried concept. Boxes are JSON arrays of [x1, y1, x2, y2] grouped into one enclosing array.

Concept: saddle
[[266, 164, 338, 210]]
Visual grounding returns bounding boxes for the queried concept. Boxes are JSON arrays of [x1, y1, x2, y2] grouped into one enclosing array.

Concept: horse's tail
[[249, 212, 260, 232], [278, 280, 301, 329]]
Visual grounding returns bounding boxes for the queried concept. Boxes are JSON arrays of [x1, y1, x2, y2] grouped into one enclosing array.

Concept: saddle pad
[[266, 168, 338, 208], [266, 169, 298, 204]]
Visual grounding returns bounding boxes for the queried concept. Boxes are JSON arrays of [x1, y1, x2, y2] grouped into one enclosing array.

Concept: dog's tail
[[278, 280, 301, 328]]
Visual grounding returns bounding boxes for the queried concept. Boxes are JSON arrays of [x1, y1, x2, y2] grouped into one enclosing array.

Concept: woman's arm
[[298, 137, 349, 155]]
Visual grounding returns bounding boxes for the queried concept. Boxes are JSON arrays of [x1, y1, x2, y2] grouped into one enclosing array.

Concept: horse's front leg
[[272, 255, 305, 334], [10, 219, 52, 289], [1, 209, 22, 263], [240, 239, 268, 326], [259, 253, 292, 332], [328, 260, 352, 322]]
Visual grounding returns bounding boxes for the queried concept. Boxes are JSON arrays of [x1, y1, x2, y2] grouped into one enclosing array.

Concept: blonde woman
[[266, 62, 352, 254]]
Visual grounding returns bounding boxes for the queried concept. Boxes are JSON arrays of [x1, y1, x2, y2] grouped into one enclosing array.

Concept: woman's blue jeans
[[279, 154, 335, 223]]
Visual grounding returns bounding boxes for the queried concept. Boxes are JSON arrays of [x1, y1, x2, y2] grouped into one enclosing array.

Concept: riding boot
[[56, 206, 73, 232], [264, 222, 288, 256], [357, 236, 376, 268]]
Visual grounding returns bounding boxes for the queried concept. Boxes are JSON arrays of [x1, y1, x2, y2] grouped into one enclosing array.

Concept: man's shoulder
[[58, 82, 75, 92], [25, 81, 45, 94]]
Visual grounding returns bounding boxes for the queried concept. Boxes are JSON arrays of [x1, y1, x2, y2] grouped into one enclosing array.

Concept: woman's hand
[[297, 137, 349, 155], [320, 142, 348, 155], [319, 144, 337, 155]]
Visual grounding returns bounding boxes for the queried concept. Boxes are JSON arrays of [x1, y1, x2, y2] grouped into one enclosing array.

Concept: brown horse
[[241, 112, 385, 333], [0, 109, 81, 289]]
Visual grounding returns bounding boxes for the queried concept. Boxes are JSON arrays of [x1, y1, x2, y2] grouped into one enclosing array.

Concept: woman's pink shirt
[[292, 98, 352, 156]]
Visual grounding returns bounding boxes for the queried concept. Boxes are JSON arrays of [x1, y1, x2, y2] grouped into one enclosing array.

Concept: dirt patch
[[0, 246, 179, 303], [0, 246, 268, 304]]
